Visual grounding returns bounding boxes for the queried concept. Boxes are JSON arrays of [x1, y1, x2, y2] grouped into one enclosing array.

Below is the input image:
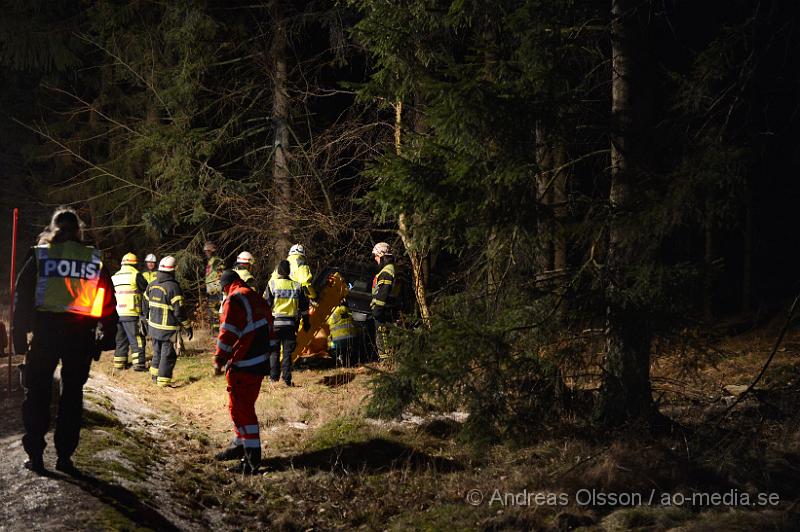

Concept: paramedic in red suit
[[212, 270, 277, 474]]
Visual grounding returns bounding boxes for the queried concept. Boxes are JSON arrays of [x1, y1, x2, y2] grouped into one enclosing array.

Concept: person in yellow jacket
[[233, 251, 257, 290], [327, 299, 358, 365], [265, 260, 309, 386], [142, 253, 158, 284], [271, 244, 317, 302], [111, 253, 149, 370]]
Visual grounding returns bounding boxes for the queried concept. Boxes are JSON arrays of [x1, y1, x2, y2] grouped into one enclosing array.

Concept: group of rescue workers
[[12, 206, 398, 475]]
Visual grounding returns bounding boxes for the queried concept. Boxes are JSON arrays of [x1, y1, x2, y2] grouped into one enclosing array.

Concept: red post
[[8, 208, 18, 399]]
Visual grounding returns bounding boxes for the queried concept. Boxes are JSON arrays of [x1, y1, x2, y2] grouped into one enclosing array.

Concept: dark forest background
[[2, 0, 800, 435]]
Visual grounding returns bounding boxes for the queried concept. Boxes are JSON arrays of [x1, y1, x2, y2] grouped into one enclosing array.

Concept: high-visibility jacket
[[266, 276, 309, 328], [12, 241, 117, 355], [327, 304, 357, 341], [112, 265, 147, 320], [215, 280, 276, 374], [371, 262, 397, 310], [142, 270, 157, 284], [271, 253, 317, 299], [205, 255, 225, 295], [142, 272, 190, 340], [232, 267, 256, 290], [32, 241, 109, 317]]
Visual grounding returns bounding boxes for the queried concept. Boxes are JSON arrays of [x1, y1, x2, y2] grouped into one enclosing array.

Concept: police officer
[[111, 253, 148, 371], [12, 207, 118, 475], [265, 260, 309, 386], [142, 256, 193, 387], [371, 242, 397, 359]]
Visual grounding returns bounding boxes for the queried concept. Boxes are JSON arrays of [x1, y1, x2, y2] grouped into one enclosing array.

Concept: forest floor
[[2, 323, 800, 531]]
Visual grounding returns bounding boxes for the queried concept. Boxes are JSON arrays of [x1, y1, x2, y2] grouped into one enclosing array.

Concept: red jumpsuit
[[214, 280, 275, 457]]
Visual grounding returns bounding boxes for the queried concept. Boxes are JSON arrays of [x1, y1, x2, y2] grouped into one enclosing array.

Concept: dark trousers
[[22, 319, 94, 460], [375, 321, 390, 358], [151, 337, 177, 386], [114, 320, 144, 368], [270, 326, 297, 384], [332, 337, 356, 366]]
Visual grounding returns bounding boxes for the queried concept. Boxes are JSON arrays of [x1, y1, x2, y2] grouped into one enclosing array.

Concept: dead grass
[[85, 325, 800, 530]]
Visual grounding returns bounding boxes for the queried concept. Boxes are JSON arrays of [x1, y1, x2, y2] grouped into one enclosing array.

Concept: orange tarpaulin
[[292, 272, 349, 363]]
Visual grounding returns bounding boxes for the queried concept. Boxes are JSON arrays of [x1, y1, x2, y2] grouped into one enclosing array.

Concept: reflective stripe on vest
[[146, 284, 180, 331], [226, 291, 269, 368], [112, 265, 141, 317], [142, 271, 157, 284], [328, 307, 357, 341], [34, 242, 105, 316], [269, 278, 302, 318]]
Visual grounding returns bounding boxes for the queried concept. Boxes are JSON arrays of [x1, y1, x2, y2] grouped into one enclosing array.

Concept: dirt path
[[0, 359, 208, 531]]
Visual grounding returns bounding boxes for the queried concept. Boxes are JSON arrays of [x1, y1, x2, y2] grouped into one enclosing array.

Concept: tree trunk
[[703, 204, 714, 321], [272, 0, 291, 258], [535, 121, 555, 276], [395, 100, 432, 323], [552, 143, 568, 271], [742, 181, 753, 315], [598, 0, 654, 425]]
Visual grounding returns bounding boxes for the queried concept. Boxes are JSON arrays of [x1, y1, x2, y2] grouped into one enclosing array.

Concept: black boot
[[133, 364, 147, 372], [214, 444, 244, 461], [56, 457, 82, 478], [24, 455, 46, 475], [243, 446, 261, 475]]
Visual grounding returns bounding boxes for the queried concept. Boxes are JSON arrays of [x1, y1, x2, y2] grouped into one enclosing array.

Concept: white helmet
[[372, 242, 392, 257], [158, 256, 176, 272], [144, 253, 157, 263], [236, 251, 254, 265], [289, 243, 305, 256]]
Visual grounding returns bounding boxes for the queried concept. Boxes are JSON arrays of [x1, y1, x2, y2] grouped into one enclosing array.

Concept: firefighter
[[142, 256, 193, 387], [12, 207, 117, 475], [371, 242, 397, 359], [213, 270, 276, 474], [204, 241, 225, 331], [271, 244, 317, 301], [142, 253, 158, 284], [265, 260, 309, 386], [232, 251, 257, 290], [111, 253, 148, 371], [327, 299, 358, 366]]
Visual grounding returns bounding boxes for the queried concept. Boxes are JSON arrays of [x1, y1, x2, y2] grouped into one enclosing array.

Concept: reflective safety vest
[[112, 265, 142, 317], [371, 263, 397, 308], [327, 305, 357, 341], [205, 256, 224, 295], [142, 270, 157, 284], [34, 242, 106, 317], [288, 253, 317, 299], [269, 277, 303, 324], [232, 267, 255, 288]]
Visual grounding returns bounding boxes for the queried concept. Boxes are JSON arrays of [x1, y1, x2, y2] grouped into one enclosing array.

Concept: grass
[[85, 325, 800, 530]]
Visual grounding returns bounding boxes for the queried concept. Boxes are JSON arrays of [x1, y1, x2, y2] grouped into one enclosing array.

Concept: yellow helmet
[[121, 252, 138, 265]]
